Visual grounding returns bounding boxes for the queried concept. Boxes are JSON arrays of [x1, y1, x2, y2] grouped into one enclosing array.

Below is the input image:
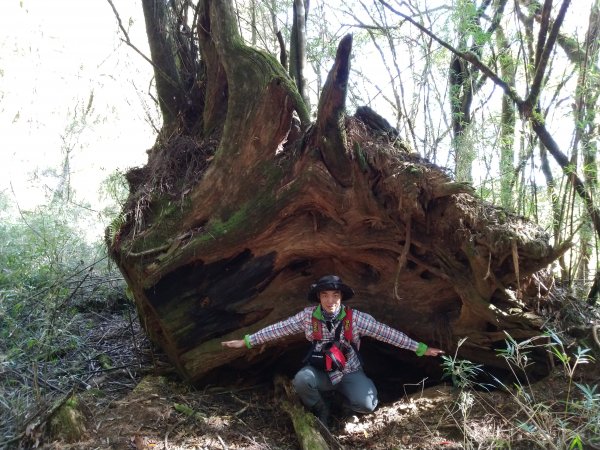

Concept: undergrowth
[[0, 199, 139, 448], [441, 331, 600, 449]]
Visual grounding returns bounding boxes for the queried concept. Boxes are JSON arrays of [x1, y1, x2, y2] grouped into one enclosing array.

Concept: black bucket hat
[[307, 275, 355, 302]]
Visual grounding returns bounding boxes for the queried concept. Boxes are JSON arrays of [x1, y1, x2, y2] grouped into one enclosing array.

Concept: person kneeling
[[221, 275, 445, 426]]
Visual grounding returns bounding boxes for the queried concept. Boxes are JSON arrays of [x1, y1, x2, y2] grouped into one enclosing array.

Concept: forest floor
[[11, 308, 600, 450]]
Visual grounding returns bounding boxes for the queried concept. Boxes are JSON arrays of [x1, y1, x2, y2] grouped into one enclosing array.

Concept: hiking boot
[[311, 399, 331, 427]]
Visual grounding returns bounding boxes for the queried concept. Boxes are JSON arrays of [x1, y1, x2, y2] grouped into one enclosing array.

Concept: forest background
[[1, 0, 599, 448]]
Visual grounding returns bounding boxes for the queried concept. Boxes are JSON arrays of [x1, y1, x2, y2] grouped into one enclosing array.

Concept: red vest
[[311, 306, 354, 342]]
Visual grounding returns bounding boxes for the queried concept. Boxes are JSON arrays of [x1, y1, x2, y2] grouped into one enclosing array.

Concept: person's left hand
[[425, 347, 445, 357]]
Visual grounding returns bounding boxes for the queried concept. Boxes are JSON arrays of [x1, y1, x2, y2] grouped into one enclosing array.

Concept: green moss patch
[[48, 396, 86, 443]]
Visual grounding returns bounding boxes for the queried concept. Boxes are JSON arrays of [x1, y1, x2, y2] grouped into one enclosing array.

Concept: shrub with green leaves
[[0, 194, 130, 443]]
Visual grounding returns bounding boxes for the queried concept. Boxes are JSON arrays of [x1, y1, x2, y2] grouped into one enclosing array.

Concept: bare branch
[[527, 0, 571, 107], [378, 0, 524, 107]]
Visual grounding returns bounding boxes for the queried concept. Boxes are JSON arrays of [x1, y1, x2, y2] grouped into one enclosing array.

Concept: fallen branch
[[274, 375, 332, 450]]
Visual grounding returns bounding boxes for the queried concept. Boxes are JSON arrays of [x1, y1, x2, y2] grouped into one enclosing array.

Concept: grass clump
[[440, 332, 599, 449]]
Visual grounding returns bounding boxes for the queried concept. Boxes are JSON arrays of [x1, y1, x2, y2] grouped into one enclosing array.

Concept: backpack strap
[[313, 307, 352, 343], [343, 307, 353, 342], [343, 307, 362, 361], [333, 319, 344, 341], [311, 314, 323, 341], [304, 313, 323, 366]]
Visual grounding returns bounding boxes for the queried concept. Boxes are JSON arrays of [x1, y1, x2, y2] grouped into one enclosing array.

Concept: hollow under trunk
[[108, 0, 566, 386]]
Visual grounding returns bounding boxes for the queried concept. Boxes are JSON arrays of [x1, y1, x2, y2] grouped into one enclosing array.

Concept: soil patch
[[37, 366, 600, 450]]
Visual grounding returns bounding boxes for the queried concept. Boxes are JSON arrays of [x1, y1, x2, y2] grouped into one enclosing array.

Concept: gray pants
[[292, 365, 378, 413]]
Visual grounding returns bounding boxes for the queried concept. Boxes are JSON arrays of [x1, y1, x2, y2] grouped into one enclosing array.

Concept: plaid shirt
[[247, 305, 419, 384]]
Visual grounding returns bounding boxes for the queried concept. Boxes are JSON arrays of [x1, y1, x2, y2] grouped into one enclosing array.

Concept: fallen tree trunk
[[108, 0, 566, 386]]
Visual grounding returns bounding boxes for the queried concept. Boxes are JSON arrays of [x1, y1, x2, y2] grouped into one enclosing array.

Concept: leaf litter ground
[[15, 307, 600, 450]]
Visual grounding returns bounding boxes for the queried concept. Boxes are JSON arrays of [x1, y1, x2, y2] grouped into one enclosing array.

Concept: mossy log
[[109, 0, 566, 385], [274, 375, 334, 450], [48, 396, 86, 443]]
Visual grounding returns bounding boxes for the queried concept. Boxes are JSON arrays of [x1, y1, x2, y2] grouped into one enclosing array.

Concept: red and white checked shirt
[[247, 305, 420, 384]]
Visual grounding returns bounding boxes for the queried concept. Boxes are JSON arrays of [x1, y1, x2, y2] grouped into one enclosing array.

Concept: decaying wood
[[314, 33, 354, 188], [109, 0, 566, 385], [6, 389, 78, 447], [274, 375, 339, 450]]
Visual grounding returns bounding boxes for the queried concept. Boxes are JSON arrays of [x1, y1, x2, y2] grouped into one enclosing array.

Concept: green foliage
[[452, 0, 491, 47], [100, 170, 130, 246], [441, 338, 487, 449], [440, 337, 484, 390], [546, 330, 595, 412], [0, 194, 131, 442], [173, 402, 205, 421], [99, 170, 129, 218], [492, 332, 599, 449], [106, 212, 127, 247], [575, 383, 600, 410], [440, 333, 600, 449], [0, 204, 90, 290], [569, 435, 584, 450]]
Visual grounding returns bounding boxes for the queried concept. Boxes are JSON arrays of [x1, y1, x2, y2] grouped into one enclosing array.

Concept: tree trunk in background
[[496, 26, 516, 212], [289, 0, 309, 110], [141, 0, 184, 129], [576, 1, 600, 293], [449, 0, 507, 182], [108, 0, 567, 384]]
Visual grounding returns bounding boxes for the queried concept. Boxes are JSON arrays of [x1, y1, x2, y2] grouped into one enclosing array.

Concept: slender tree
[[290, 0, 310, 108]]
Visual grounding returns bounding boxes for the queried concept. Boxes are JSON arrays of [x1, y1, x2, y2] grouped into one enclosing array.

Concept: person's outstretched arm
[[355, 311, 444, 357], [221, 308, 308, 350]]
